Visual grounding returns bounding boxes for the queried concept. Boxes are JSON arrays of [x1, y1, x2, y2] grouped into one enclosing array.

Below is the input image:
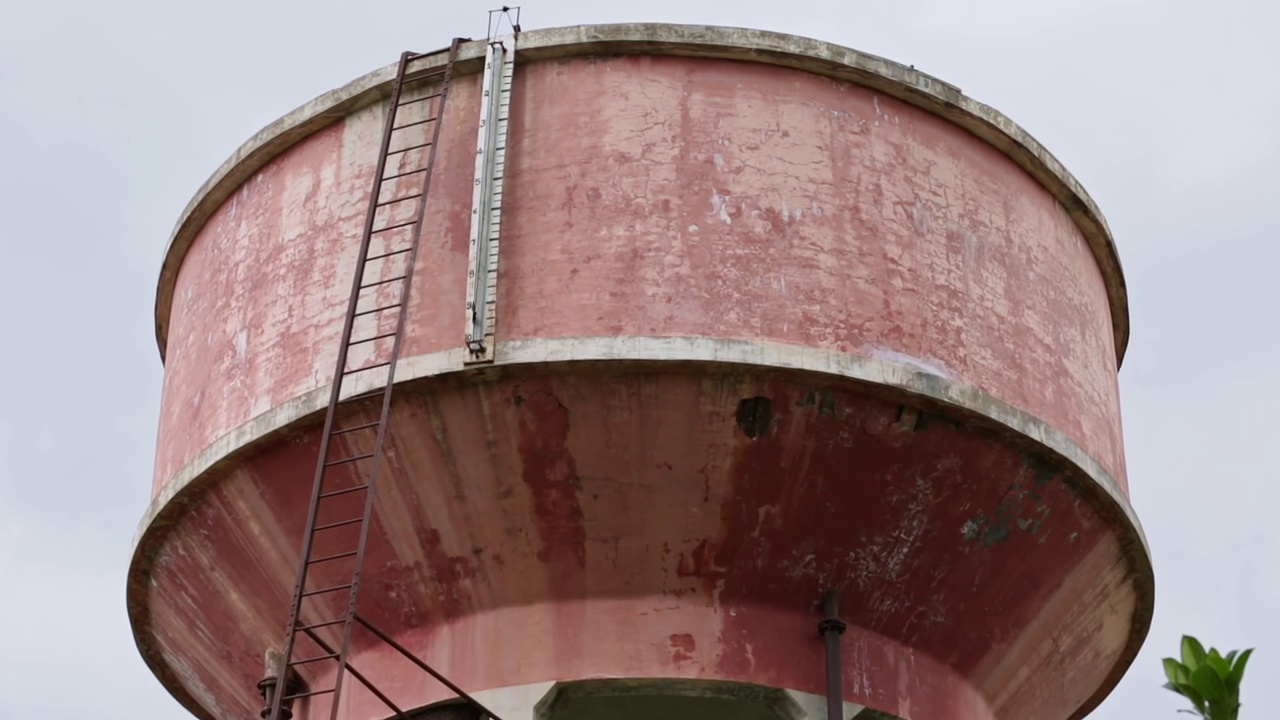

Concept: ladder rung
[[366, 246, 411, 262], [331, 421, 381, 436], [308, 549, 359, 565], [296, 618, 348, 632], [283, 687, 336, 701], [349, 331, 397, 347], [392, 116, 438, 131], [374, 192, 423, 209], [313, 516, 365, 531], [403, 61, 448, 73], [371, 219, 418, 235], [359, 275, 407, 290], [382, 167, 429, 182], [353, 302, 402, 318], [290, 652, 340, 666], [387, 141, 432, 156], [396, 91, 444, 108], [338, 388, 385, 405], [323, 452, 375, 467], [317, 485, 369, 500], [342, 360, 392, 376], [403, 68, 448, 83], [300, 582, 354, 597]]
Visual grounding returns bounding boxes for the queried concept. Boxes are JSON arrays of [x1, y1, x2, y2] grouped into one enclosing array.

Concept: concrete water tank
[[128, 23, 1152, 720]]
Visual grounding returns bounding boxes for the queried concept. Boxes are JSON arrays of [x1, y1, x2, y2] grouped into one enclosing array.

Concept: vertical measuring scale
[[464, 33, 515, 363]]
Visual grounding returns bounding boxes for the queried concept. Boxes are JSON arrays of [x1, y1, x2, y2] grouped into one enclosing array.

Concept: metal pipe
[[819, 589, 848, 720], [257, 650, 294, 720]]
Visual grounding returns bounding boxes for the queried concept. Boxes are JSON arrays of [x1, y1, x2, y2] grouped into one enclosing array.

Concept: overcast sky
[[0, 0, 1275, 718]]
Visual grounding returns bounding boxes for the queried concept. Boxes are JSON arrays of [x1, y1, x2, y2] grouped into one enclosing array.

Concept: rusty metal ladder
[[264, 37, 501, 720]]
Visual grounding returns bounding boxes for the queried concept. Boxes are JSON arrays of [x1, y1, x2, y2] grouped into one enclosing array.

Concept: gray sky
[[0, 0, 1274, 717]]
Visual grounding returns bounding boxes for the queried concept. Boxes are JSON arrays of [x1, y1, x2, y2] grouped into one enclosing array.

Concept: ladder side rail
[[326, 38, 462, 720]]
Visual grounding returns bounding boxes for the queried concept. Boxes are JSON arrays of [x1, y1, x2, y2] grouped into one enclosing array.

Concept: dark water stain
[[669, 633, 696, 664], [514, 383, 587, 572], [735, 396, 773, 439], [415, 527, 478, 619]]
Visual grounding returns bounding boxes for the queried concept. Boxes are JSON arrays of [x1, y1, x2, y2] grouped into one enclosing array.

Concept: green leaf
[[1169, 681, 1207, 715], [1207, 698, 1231, 720], [1164, 658, 1191, 686], [1228, 648, 1253, 690], [1182, 635, 1208, 670], [1191, 663, 1227, 703], [1225, 650, 1238, 666], [1206, 650, 1230, 680]]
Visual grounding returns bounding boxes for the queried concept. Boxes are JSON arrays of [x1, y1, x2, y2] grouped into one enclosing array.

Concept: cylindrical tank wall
[[153, 50, 1125, 494], [130, 25, 1149, 720]]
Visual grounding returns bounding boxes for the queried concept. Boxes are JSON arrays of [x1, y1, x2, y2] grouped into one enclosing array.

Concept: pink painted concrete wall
[[154, 54, 1125, 496]]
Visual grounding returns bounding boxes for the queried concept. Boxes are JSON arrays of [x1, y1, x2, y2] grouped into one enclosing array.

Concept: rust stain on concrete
[[514, 381, 588, 571], [669, 633, 697, 665]]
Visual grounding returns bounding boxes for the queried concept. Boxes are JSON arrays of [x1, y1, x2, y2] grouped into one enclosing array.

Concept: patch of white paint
[[710, 191, 732, 225], [860, 345, 953, 379], [712, 153, 726, 171], [910, 200, 933, 235]]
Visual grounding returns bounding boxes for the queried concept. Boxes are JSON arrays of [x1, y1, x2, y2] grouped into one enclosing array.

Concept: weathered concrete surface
[[136, 337, 1143, 565], [133, 24, 1150, 720], [153, 24, 1128, 366], [132, 366, 1145, 720], [153, 50, 1127, 497]]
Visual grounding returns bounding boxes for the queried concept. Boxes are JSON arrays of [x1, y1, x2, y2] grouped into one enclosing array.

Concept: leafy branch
[[1163, 635, 1252, 719]]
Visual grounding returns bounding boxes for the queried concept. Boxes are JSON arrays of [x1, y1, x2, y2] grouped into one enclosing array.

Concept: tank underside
[[129, 357, 1146, 720]]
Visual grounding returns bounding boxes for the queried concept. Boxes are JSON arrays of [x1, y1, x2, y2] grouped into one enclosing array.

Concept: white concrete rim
[[132, 335, 1149, 560], [151, 22, 1130, 364]]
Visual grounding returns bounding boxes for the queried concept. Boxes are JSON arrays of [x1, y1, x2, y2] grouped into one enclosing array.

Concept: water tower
[[128, 18, 1152, 720]]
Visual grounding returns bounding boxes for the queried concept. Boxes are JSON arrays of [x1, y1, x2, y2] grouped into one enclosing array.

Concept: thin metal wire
[[487, 6, 521, 39]]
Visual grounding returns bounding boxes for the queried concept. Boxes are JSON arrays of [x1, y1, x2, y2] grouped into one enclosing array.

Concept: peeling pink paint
[[153, 55, 1127, 500]]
